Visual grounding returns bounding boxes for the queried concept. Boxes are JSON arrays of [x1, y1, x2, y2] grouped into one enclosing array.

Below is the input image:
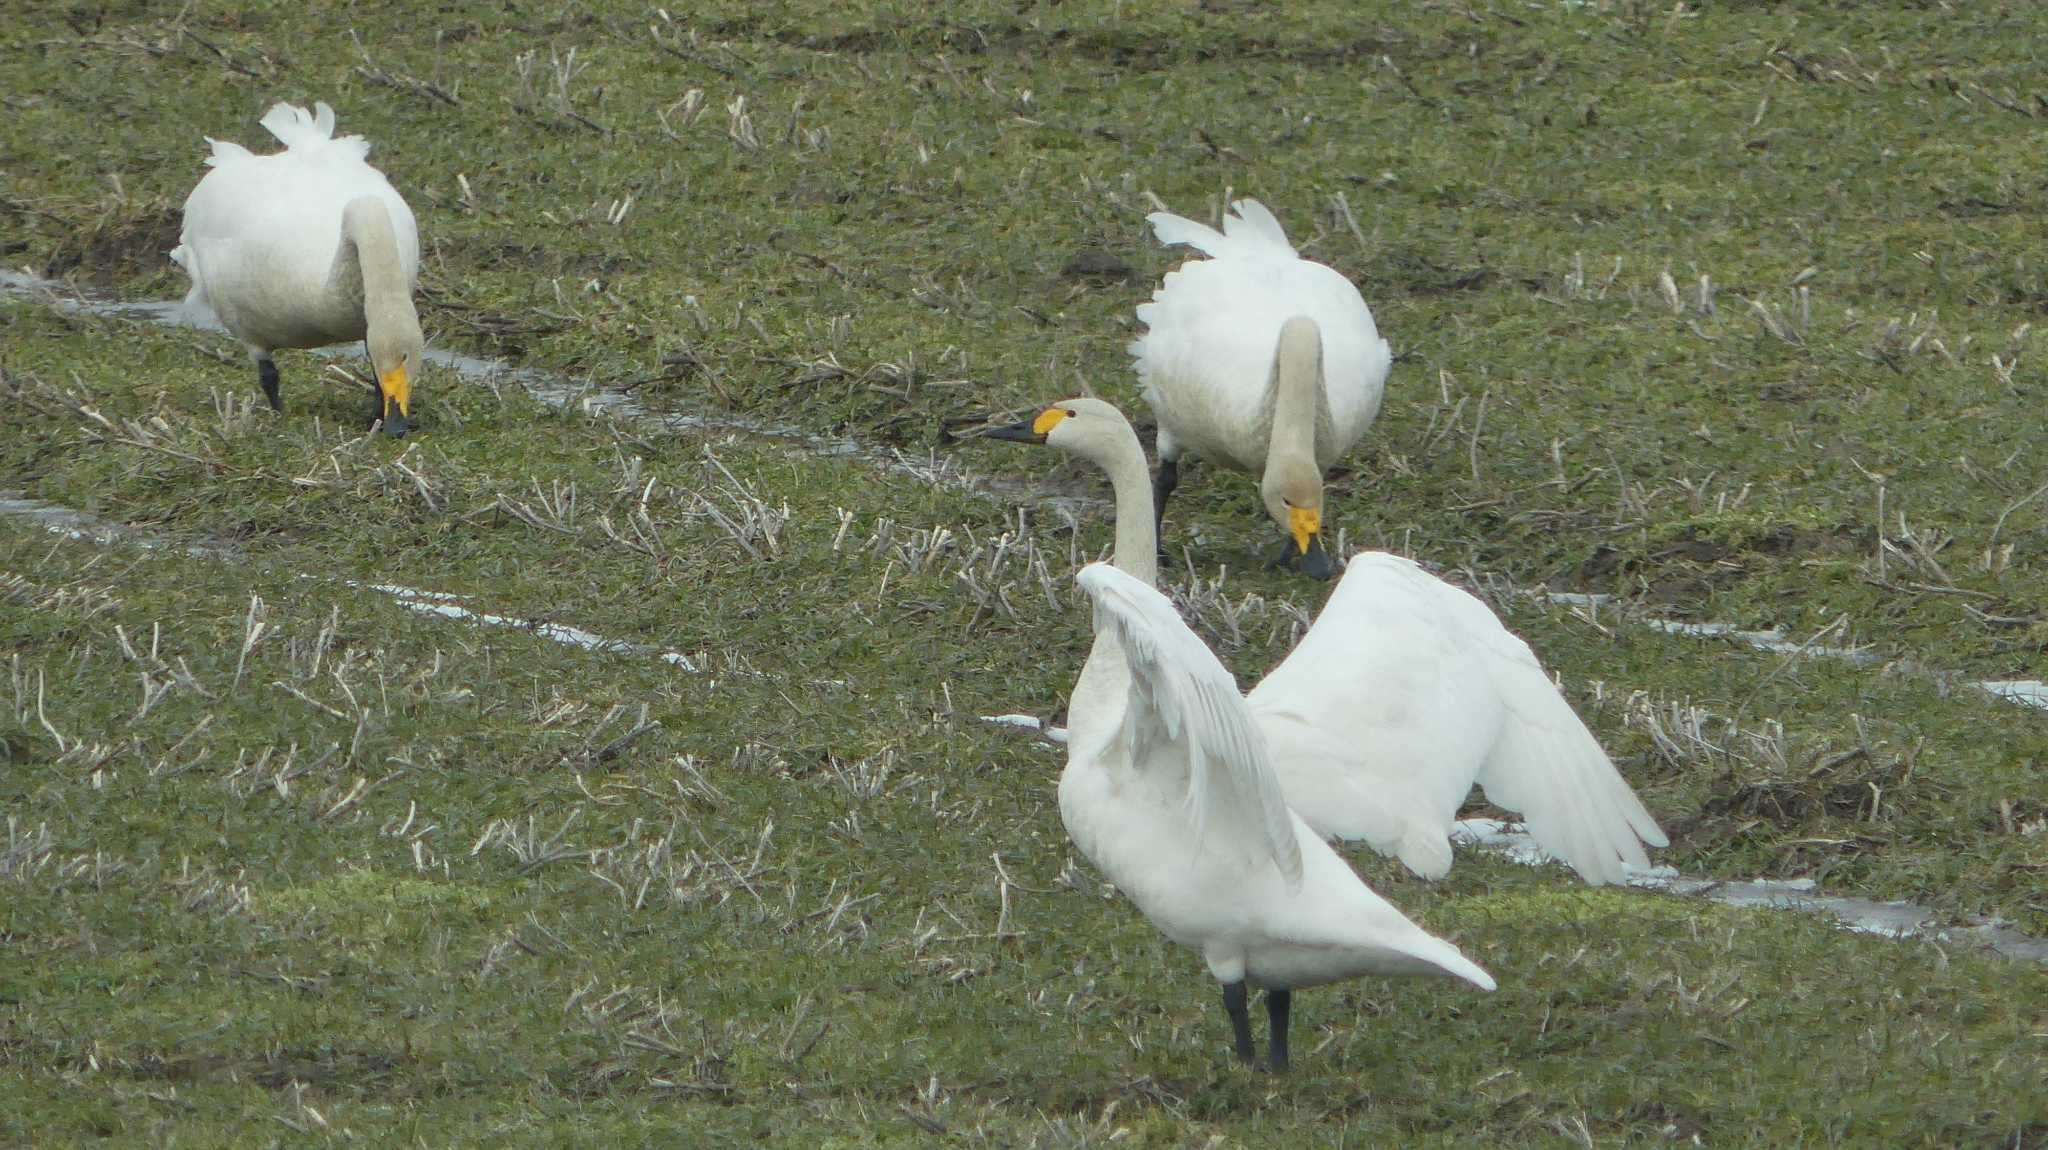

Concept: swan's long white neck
[[340, 197, 412, 323], [1094, 421, 1158, 588], [1262, 316, 1325, 494], [1063, 409, 1159, 772]]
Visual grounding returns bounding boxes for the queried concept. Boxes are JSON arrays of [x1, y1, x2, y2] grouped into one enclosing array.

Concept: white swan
[[984, 398, 1666, 887], [985, 404, 1493, 1070], [1130, 198, 1392, 577], [1055, 556, 1498, 1068], [173, 101, 423, 436]]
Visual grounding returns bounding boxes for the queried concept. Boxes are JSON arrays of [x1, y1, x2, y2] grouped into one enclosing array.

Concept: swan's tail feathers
[[259, 101, 329, 146], [201, 136, 255, 169], [1222, 198, 1297, 256], [1145, 211, 1231, 258], [168, 243, 191, 273], [1145, 199, 1298, 261], [259, 101, 370, 160], [1412, 934, 1496, 991]]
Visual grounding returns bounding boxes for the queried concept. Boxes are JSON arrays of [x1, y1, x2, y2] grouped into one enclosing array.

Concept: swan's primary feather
[[1247, 553, 1667, 885]]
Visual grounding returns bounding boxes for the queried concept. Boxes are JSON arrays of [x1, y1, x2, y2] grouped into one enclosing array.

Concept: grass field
[[4, 1, 2046, 1145]]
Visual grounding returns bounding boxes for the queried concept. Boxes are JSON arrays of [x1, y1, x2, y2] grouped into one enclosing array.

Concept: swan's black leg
[[1266, 989, 1293, 1073], [257, 356, 282, 412], [1222, 980, 1256, 1065], [1152, 458, 1180, 537]]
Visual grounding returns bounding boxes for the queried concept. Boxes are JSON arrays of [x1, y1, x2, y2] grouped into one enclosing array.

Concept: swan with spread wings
[[1060, 560, 1496, 1070], [984, 398, 1666, 889]]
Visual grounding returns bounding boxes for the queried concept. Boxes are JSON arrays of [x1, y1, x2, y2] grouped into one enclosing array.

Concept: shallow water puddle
[[16, 271, 2038, 708], [3, 496, 2040, 963], [1545, 592, 2046, 710], [978, 713, 1069, 744], [0, 271, 996, 500], [0, 489, 856, 690], [1452, 818, 2048, 964], [359, 582, 703, 673], [0, 489, 719, 673], [973, 714, 2048, 962]]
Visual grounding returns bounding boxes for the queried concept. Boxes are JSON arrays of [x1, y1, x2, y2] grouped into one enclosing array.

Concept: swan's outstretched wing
[[1077, 563, 1303, 887], [1249, 553, 1665, 885], [1453, 589, 1669, 885]]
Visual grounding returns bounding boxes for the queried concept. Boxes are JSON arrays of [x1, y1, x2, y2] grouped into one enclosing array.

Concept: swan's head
[[1259, 468, 1332, 579], [979, 396, 1138, 461], [1260, 317, 1335, 579], [365, 299, 423, 438]]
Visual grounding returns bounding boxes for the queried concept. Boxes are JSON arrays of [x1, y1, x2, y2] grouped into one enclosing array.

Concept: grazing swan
[[1056, 556, 1498, 1069], [984, 398, 1666, 886], [1130, 198, 1392, 578], [173, 101, 422, 436]]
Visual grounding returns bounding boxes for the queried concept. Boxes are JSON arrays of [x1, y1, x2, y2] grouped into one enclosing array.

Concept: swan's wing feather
[[1245, 555, 1486, 853], [1077, 564, 1303, 886], [1221, 198, 1297, 256], [1377, 557, 1667, 882], [1246, 553, 1664, 884], [1466, 621, 1669, 883]]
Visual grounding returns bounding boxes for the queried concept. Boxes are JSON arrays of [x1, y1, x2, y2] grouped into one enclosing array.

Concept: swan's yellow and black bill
[[1286, 507, 1335, 579], [1295, 535, 1335, 579], [378, 363, 411, 438], [1288, 506, 1320, 555], [980, 406, 1068, 443]]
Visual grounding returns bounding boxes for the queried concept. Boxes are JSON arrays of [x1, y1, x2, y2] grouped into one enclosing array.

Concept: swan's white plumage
[[1130, 198, 1389, 473], [173, 101, 419, 354], [1247, 553, 1669, 885], [1076, 563, 1302, 887], [1063, 562, 1495, 993], [992, 398, 1665, 890]]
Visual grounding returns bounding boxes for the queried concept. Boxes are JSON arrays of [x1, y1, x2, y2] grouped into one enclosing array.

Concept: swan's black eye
[[1065, 409, 1077, 417]]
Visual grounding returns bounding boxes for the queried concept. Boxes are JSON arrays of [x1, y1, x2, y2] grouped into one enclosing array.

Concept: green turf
[[3, 1, 2046, 1145]]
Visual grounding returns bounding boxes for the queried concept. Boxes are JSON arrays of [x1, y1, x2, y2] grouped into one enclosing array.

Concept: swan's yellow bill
[[1031, 407, 1069, 436], [379, 362, 411, 417], [1288, 506, 1319, 554]]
